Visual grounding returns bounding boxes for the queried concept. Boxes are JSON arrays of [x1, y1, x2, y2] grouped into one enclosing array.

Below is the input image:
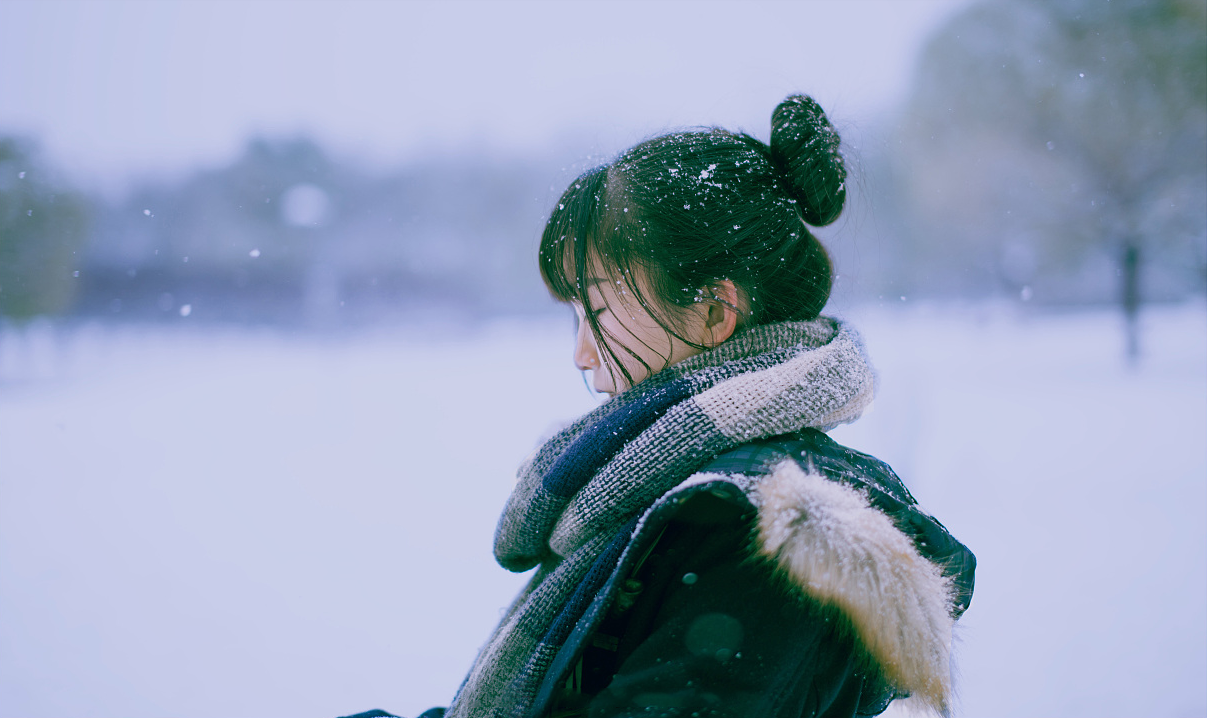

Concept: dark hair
[[539, 94, 847, 388]]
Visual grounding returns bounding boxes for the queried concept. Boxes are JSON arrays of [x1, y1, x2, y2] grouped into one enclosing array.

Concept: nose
[[574, 318, 600, 371]]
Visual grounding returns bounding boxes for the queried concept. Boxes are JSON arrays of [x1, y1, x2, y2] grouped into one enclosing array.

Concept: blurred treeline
[[2, 0, 1204, 327], [2, 136, 563, 325], [865, 0, 1207, 311]]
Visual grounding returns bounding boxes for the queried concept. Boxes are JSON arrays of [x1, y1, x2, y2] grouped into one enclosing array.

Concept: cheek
[[602, 313, 675, 373]]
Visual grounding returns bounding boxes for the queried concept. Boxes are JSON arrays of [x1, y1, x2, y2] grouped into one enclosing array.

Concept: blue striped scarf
[[447, 316, 875, 717]]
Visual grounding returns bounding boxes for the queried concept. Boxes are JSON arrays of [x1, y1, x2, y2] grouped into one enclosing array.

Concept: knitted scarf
[[447, 316, 875, 718]]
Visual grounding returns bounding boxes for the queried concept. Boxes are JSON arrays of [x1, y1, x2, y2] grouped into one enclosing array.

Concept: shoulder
[[653, 430, 974, 716]]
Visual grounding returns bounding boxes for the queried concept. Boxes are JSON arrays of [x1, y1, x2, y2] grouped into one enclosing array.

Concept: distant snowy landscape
[[1, 301, 1204, 718]]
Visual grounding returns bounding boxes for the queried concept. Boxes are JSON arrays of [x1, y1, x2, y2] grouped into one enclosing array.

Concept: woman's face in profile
[[571, 269, 706, 396]]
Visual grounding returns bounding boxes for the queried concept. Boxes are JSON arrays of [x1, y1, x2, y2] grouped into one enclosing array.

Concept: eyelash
[[578, 302, 605, 319]]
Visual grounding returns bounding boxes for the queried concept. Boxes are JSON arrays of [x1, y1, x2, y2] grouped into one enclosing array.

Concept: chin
[[592, 377, 618, 396]]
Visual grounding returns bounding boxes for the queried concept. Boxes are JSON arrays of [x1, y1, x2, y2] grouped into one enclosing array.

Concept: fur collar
[[751, 460, 956, 715], [654, 459, 960, 714]]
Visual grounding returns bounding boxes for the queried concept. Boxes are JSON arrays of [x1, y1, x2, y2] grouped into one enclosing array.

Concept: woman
[[357, 95, 975, 718]]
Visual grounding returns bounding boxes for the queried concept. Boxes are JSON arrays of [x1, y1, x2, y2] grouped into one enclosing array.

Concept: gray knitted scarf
[[447, 316, 875, 718]]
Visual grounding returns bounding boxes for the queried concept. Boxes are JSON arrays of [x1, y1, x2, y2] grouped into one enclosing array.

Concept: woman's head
[[540, 95, 847, 394]]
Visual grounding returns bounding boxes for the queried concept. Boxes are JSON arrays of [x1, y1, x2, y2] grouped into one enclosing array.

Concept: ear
[[703, 279, 741, 346]]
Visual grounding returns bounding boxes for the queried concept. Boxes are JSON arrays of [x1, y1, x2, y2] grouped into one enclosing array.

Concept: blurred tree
[[0, 138, 89, 320], [893, 0, 1206, 355], [83, 136, 559, 324], [83, 137, 352, 322]]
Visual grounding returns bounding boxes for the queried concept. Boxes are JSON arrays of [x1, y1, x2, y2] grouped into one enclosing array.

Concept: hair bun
[[770, 95, 846, 226]]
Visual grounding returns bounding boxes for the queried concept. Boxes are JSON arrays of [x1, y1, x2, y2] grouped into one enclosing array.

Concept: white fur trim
[[754, 460, 956, 715]]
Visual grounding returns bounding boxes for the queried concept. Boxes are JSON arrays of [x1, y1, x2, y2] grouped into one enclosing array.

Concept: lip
[[590, 372, 615, 396]]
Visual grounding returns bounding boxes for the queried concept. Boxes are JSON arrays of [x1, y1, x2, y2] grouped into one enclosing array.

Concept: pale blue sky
[[0, 0, 970, 189]]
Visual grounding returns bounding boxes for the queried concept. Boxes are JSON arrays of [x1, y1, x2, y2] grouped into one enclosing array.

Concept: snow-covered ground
[[1, 302, 1204, 718]]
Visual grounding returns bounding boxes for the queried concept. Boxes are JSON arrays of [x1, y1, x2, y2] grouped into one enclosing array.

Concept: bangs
[[539, 166, 608, 303]]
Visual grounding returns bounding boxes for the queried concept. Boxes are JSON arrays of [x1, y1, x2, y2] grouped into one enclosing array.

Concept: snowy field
[[1, 302, 1204, 718]]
